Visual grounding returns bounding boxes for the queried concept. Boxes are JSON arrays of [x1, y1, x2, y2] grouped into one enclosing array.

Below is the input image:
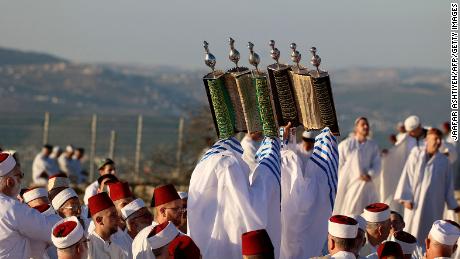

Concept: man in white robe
[[360, 203, 392, 257], [0, 152, 61, 259], [32, 145, 59, 185], [240, 132, 263, 172], [87, 192, 127, 259], [188, 125, 284, 259], [334, 117, 381, 215], [426, 220, 460, 259], [379, 115, 425, 213], [280, 127, 339, 259], [394, 128, 460, 244], [58, 145, 77, 182]]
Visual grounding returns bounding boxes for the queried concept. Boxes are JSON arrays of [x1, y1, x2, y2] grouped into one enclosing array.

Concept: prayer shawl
[[188, 136, 281, 259], [394, 149, 457, 243], [334, 137, 381, 215], [280, 128, 338, 259]]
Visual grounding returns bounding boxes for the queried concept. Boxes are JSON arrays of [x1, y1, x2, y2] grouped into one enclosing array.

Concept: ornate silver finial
[[203, 41, 216, 72], [228, 37, 240, 68], [290, 43, 301, 69], [310, 47, 322, 73], [248, 42, 260, 73], [269, 40, 280, 65]]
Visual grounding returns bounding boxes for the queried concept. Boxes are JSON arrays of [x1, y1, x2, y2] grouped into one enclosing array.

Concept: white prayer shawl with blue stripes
[[280, 127, 339, 259], [188, 136, 281, 259], [250, 137, 282, 258]]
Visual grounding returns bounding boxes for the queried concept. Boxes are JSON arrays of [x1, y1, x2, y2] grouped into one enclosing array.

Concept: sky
[[0, 0, 448, 70]]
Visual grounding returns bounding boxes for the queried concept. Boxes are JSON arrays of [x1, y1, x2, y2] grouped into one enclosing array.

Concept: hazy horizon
[[0, 1, 448, 70]]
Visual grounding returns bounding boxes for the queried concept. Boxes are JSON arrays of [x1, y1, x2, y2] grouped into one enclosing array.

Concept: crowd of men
[[0, 115, 459, 259]]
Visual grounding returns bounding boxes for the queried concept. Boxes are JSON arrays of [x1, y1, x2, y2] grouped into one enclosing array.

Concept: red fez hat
[[242, 229, 274, 256], [88, 192, 114, 216], [377, 241, 403, 259], [108, 182, 132, 201], [168, 235, 201, 259], [152, 184, 180, 207], [33, 204, 51, 213], [53, 221, 77, 237]]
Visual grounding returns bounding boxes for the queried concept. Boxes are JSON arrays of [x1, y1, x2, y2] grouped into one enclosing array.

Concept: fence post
[[134, 115, 143, 182], [42, 112, 50, 145], [108, 130, 116, 159], [89, 114, 97, 182]]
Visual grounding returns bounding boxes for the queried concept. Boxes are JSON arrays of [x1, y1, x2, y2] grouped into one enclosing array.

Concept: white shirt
[[32, 153, 59, 185], [111, 228, 133, 258], [0, 193, 60, 259], [87, 230, 127, 259], [84, 181, 99, 205], [331, 251, 358, 259]]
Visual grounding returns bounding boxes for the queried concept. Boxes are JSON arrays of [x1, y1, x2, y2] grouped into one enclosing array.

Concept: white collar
[[331, 251, 356, 259]]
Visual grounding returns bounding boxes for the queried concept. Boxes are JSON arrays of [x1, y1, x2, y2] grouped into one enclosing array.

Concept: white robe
[[188, 136, 281, 259], [394, 149, 458, 243], [111, 228, 133, 258], [240, 134, 261, 172], [0, 193, 60, 259], [280, 128, 338, 259], [334, 137, 381, 215], [360, 237, 377, 257], [379, 134, 423, 213], [87, 230, 127, 259], [32, 154, 59, 185], [132, 224, 156, 259]]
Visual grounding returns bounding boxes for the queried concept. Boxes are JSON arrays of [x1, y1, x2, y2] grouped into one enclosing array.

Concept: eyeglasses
[[164, 207, 186, 213], [61, 205, 81, 212]]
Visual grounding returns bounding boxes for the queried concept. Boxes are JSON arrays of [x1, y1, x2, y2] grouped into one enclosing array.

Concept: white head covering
[[177, 191, 188, 200], [302, 131, 315, 139], [362, 203, 390, 223], [148, 221, 180, 249], [51, 216, 84, 249], [404, 115, 421, 132], [23, 188, 48, 203], [328, 215, 358, 239], [389, 231, 417, 255], [52, 188, 78, 210], [0, 153, 16, 176], [429, 220, 460, 246], [65, 145, 74, 153], [121, 198, 146, 220]]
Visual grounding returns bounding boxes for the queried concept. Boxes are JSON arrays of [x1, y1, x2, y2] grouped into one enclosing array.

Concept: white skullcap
[[350, 214, 367, 231], [51, 216, 84, 249], [362, 203, 390, 223], [302, 131, 315, 139], [48, 174, 70, 191], [23, 187, 48, 203], [52, 188, 78, 210], [65, 145, 74, 153], [328, 215, 358, 239], [121, 198, 146, 220], [404, 115, 421, 132], [0, 153, 16, 176], [429, 220, 460, 246], [148, 221, 180, 249], [178, 191, 188, 199], [52, 146, 62, 153], [389, 231, 417, 255]]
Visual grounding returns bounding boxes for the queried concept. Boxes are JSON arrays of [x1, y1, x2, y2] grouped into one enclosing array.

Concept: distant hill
[[0, 47, 66, 66], [0, 47, 450, 150]]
